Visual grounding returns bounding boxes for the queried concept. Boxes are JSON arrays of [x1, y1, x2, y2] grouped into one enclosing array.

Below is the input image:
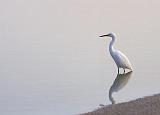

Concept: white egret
[[99, 33, 132, 73]]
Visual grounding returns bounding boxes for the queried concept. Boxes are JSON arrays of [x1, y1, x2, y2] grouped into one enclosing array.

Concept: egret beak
[[99, 34, 109, 37]]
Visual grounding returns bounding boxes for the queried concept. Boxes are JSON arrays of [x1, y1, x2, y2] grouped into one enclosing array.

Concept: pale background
[[0, 0, 160, 114]]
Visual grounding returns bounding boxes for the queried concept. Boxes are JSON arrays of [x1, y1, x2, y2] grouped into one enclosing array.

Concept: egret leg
[[123, 69, 125, 73], [118, 68, 119, 74]]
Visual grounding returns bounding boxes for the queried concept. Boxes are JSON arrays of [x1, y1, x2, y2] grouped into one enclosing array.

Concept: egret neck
[[109, 35, 116, 57]]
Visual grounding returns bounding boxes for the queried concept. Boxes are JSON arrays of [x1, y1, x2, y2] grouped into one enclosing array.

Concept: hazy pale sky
[[1, 0, 160, 49], [0, 0, 159, 55]]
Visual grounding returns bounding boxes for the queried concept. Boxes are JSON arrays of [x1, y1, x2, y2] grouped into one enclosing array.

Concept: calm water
[[1, 0, 160, 115]]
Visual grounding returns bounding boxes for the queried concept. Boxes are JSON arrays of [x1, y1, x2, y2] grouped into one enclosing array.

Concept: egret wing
[[115, 51, 132, 69]]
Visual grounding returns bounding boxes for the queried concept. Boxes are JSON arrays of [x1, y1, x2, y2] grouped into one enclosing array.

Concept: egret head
[[99, 33, 116, 38]]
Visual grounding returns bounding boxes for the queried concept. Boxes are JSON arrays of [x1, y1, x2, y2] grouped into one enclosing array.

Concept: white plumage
[[112, 50, 132, 70], [100, 33, 132, 73]]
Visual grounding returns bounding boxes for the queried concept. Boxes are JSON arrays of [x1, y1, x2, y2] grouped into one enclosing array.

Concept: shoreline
[[81, 94, 160, 115]]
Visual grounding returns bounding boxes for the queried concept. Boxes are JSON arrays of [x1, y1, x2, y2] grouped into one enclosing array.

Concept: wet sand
[[81, 94, 160, 115]]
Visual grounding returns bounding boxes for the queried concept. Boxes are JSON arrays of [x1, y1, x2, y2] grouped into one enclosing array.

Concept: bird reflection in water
[[109, 71, 132, 104]]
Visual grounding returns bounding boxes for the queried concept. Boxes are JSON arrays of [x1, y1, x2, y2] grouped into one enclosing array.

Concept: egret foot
[[123, 69, 125, 73]]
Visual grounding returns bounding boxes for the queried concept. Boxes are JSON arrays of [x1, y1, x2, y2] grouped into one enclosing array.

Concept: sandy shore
[[81, 94, 160, 115]]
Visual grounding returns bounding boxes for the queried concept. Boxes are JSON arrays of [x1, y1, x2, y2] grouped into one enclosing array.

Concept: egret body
[[100, 33, 132, 73]]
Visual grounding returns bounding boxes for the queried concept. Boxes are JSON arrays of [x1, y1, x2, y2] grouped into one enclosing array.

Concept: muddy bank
[[81, 94, 160, 115]]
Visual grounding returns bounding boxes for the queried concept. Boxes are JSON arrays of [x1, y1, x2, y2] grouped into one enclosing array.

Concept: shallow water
[[1, 0, 160, 115]]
